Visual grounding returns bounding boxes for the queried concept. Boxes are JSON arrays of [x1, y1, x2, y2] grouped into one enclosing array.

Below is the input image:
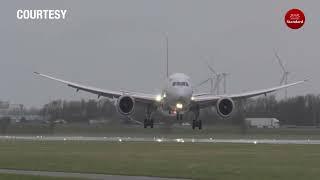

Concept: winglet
[[33, 71, 40, 75]]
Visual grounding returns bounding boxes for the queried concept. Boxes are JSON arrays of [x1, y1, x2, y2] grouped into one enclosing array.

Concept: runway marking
[[0, 169, 187, 180], [0, 136, 320, 144]]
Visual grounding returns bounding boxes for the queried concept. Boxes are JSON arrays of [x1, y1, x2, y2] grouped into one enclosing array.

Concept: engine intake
[[117, 95, 135, 115], [216, 97, 234, 118]]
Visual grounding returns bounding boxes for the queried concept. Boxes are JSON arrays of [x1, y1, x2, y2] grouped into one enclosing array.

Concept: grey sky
[[0, 0, 318, 108]]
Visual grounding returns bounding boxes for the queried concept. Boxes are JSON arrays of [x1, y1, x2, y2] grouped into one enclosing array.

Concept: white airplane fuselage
[[160, 73, 193, 116]]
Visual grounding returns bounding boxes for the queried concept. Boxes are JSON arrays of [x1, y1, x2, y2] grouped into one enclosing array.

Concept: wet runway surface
[[1, 135, 320, 144], [0, 169, 186, 180]]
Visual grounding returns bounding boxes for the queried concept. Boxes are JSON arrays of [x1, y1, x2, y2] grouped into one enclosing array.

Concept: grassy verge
[[0, 140, 319, 180], [0, 173, 83, 180]]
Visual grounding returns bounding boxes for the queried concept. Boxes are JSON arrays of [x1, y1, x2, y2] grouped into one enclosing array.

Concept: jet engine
[[216, 97, 234, 118], [116, 95, 135, 116]]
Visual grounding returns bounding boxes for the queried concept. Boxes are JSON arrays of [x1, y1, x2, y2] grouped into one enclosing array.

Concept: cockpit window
[[172, 82, 189, 87]]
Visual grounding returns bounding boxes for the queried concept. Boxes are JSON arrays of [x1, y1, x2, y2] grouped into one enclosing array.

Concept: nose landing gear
[[176, 113, 183, 121]]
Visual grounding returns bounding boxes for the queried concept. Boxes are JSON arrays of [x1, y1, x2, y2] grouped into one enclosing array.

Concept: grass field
[[0, 173, 82, 180], [0, 140, 319, 180]]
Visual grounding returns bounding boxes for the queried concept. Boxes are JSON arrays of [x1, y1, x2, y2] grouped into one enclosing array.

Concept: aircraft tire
[[192, 120, 196, 130], [150, 119, 154, 128], [144, 119, 147, 128]]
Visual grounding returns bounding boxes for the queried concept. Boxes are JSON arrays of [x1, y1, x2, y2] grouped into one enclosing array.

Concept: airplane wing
[[192, 93, 212, 97], [192, 80, 306, 108], [33, 72, 158, 104]]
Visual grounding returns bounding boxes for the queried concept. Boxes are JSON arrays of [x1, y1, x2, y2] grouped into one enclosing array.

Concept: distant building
[[245, 118, 280, 128], [0, 101, 9, 109]]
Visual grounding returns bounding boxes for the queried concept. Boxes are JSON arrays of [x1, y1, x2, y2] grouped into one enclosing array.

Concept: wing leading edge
[[34, 72, 157, 104], [192, 80, 307, 108]]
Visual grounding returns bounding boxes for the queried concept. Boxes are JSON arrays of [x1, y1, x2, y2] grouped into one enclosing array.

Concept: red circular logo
[[285, 9, 305, 29]]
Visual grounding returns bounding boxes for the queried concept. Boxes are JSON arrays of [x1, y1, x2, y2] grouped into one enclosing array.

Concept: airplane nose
[[167, 87, 192, 104]]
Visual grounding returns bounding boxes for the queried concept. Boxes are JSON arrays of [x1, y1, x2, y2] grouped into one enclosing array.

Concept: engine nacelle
[[216, 97, 234, 118], [116, 95, 135, 116]]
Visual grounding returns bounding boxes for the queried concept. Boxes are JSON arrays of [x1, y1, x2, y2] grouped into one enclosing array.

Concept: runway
[[0, 169, 186, 180], [1, 135, 320, 144]]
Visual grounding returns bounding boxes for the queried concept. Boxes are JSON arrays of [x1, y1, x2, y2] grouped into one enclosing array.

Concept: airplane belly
[[161, 99, 190, 116]]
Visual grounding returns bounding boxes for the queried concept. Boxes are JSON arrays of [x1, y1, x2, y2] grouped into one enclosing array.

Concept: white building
[[245, 118, 280, 128]]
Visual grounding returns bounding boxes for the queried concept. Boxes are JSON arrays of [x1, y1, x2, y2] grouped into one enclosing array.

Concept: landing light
[[156, 95, 162, 102], [176, 103, 183, 109], [191, 97, 195, 100]]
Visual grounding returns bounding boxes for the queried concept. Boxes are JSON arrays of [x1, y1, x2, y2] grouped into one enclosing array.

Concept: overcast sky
[[0, 0, 319, 108]]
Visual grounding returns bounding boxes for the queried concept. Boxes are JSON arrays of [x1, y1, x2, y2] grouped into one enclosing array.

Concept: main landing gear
[[144, 105, 155, 128], [192, 119, 202, 130], [144, 118, 154, 128], [191, 105, 202, 130]]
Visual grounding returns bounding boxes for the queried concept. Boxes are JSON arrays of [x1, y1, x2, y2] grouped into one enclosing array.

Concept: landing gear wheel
[[176, 113, 183, 120], [192, 120, 196, 130], [144, 105, 155, 129], [144, 119, 147, 128], [144, 119, 154, 128], [150, 119, 154, 128], [191, 105, 201, 130], [192, 120, 202, 130], [198, 120, 202, 130]]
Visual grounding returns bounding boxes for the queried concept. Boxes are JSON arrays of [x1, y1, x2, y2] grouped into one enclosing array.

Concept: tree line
[[243, 94, 320, 126], [5, 94, 320, 126]]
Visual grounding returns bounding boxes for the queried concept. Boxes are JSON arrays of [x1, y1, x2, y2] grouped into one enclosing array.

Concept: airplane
[[34, 71, 306, 130]]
